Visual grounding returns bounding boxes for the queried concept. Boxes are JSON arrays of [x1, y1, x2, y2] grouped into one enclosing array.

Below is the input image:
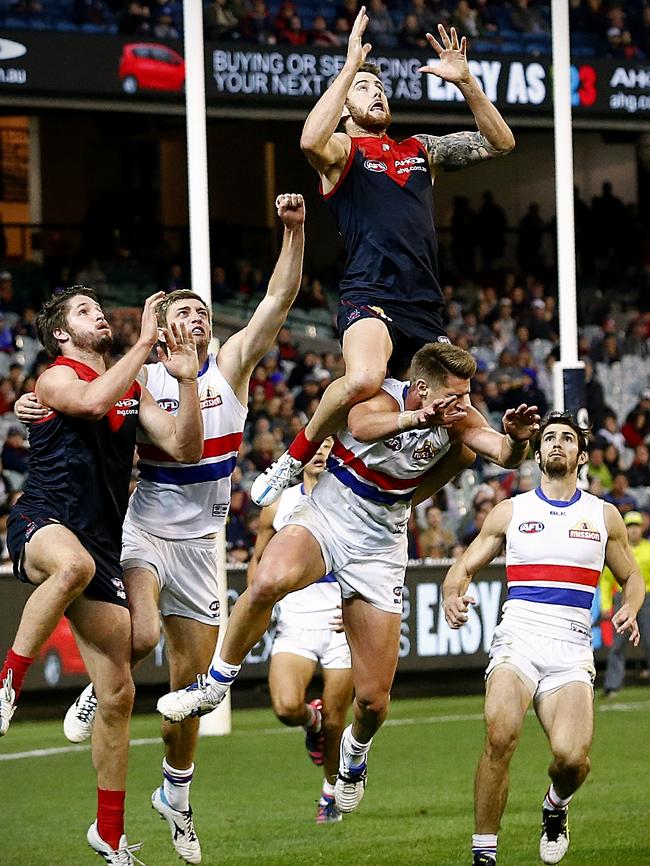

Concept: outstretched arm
[[415, 25, 515, 175], [36, 293, 163, 420], [442, 499, 512, 628], [217, 194, 305, 405], [454, 404, 540, 469], [603, 504, 645, 645], [300, 6, 370, 179]]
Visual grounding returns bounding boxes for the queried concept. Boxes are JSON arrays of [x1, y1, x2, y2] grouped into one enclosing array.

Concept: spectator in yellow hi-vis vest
[[603, 511, 650, 696]]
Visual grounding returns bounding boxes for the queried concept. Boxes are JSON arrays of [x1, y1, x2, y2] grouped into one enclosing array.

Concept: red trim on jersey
[[331, 436, 428, 491], [506, 564, 600, 588], [138, 431, 243, 464], [320, 136, 358, 201]]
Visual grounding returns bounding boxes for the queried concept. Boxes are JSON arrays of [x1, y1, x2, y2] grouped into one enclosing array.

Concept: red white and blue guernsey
[[504, 488, 608, 646], [273, 483, 342, 630], [313, 378, 451, 549], [129, 354, 247, 539]]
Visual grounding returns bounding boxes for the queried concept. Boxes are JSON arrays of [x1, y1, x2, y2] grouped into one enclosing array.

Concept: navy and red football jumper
[[324, 134, 449, 374], [7, 356, 141, 606]]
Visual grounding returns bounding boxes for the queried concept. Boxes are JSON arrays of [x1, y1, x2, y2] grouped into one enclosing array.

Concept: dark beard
[[541, 453, 575, 478], [69, 327, 113, 355], [346, 102, 392, 134]]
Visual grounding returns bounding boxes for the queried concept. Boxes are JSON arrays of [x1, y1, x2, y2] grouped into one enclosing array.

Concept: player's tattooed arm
[[415, 131, 508, 174]]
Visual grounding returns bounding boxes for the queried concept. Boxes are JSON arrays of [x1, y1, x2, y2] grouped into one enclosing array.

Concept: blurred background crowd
[[0, 0, 648, 60], [0, 174, 649, 566]]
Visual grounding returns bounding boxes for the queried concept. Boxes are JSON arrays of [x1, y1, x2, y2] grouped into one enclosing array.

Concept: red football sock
[[97, 788, 126, 851], [288, 429, 321, 464], [0, 648, 35, 700]]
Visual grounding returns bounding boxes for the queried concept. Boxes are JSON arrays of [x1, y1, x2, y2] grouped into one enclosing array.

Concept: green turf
[[2, 689, 650, 865]]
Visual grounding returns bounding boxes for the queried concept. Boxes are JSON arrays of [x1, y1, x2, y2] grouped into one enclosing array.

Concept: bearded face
[[67, 324, 113, 354], [345, 98, 392, 134]]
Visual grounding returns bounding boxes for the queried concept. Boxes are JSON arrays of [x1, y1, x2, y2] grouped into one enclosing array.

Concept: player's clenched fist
[[276, 193, 306, 229], [443, 593, 476, 629]]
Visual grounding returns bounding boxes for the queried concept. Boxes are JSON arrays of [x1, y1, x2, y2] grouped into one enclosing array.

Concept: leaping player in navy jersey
[[0, 287, 203, 864], [443, 412, 644, 866], [252, 7, 515, 507]]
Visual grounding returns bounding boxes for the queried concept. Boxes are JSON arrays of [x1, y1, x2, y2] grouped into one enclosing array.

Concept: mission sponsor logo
[[413, 440, 439, 461], [519, 521, 544, 534], [201, 395, 223, 409], [364, 159, 387, 173], [569, 520, 601, 542]]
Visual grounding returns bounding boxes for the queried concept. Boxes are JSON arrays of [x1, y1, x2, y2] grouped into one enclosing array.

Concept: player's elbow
[[502, 131, 515, 153], [175, 440, 203, 463], [81, 399, 109, 421]]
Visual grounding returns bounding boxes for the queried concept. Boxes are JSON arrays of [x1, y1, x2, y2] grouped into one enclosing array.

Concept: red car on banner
[[118, 43, 185, 94], [38, 618, 87, 687]]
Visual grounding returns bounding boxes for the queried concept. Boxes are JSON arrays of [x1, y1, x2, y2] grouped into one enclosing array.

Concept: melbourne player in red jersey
[[0, 288, 202, 864], [252, 8, 515, 507]]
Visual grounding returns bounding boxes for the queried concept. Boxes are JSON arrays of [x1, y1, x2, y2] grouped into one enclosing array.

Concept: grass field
[[2, 688, 650, 866]]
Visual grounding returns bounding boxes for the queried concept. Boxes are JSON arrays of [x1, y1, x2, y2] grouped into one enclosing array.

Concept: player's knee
[[554, 745, 591, 778], [485, 720, 520, 762], [249, 568, 295, 608], [355, 688, 390, 721], [342, 370, 384, 406], [273, 697, 305, 727], [131, 624, 160, 663], [55, 556, 95, 597], [96, 674, 135, 721]]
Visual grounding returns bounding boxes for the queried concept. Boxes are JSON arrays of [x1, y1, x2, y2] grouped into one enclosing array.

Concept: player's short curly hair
[[36, 286, 99, 358], [156, 290, 212, 329], [533, 411, 590, 455], [410, 342, 477, 388], [357, 61, 382, 79]]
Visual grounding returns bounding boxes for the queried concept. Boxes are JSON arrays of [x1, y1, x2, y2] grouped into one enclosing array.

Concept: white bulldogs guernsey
[[129, 354, 247, 539], [504, 488, 608, 645], [313, 378, 451, 549], [273, 483, 342, 630]]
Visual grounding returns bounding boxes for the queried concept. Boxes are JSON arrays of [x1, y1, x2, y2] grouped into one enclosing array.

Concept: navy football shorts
[[7, 508, 129, 608], [336, 295, 450, 379]]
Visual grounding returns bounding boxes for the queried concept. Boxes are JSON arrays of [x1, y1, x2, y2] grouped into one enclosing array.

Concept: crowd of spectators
[[3, 0, 650, 59], [0, 174, 650, 566]]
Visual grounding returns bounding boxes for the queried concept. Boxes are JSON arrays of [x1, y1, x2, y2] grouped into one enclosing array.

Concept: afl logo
[[519, 521, 544, 534], [364, 159, 387, 173], [157, 398, 179, 412]]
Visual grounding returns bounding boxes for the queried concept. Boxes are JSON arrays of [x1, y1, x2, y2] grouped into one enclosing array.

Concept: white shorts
[[121, 518, 221, 626], [486, 622, 596, 701], [272, 619, 351, 669], [286, 497, 407, 614]]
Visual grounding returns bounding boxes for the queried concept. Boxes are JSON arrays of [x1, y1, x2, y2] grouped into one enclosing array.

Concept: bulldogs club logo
[[413, 440, 439, 461]]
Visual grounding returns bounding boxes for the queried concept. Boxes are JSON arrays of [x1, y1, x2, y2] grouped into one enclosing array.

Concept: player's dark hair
[[533, 411, 590, 455], [157, 290, 212, 328], [410, 342, 478, 388], [358, 61, 382, 79], [36, 286, 100, 358]]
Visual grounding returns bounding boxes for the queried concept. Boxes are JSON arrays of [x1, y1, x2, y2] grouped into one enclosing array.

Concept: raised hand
[[412, 395, 468, 430], [276, 192, 306, 230], [502, 404, 541, 442], [443, 593, 476, 629], [347, 5, 372, 68], [139, 291, 166, 348], [419, 24, 471, 85], [157, 321, 199, 383]]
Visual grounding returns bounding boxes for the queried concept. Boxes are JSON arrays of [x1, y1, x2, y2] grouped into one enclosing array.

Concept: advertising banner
[[1, 33, 650, 119], [0, 561, 621, 692]]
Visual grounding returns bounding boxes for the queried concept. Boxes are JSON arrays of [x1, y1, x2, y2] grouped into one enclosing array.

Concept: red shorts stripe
[[506, 563, 600, 588], [138, 431, 243, 464], [331, 437, 427, 491]]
